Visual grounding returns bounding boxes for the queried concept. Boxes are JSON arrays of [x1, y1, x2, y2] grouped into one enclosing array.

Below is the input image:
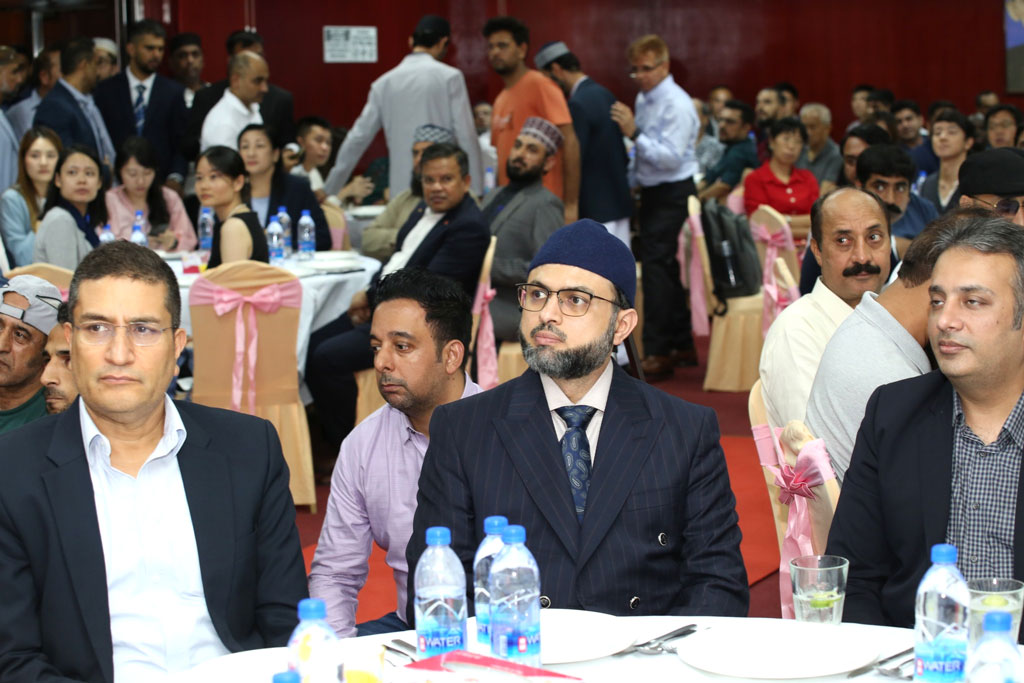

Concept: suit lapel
[[919, 381, 955, 548], [494, 371, 580, 558], [41, 403, 114, 683], [577, 368, 658, 569], [488, 187, 531, 237]]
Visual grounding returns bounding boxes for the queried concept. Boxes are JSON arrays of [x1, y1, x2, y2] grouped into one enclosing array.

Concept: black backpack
[[699, 198, 762, 313]]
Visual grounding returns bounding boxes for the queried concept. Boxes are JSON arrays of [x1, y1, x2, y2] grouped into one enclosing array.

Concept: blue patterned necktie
[[555, 405, 597, 523], [133, 84, 146, 135]]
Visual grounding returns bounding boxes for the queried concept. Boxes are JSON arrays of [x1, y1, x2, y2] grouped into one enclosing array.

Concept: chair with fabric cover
[[749, 205, 801, 336], [4, 263, 74, 291], [321, 202, 351, 251], [725, 186, 745, 216], [686, 195, 763, 392], [469, 236, 498, 389], [188, 260, 316, 512], [498, 341, 528, 384], [749, 378, 841, 618]]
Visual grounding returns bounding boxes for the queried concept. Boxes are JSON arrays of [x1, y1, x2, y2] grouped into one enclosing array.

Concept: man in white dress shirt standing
[[323, 15, 483, 198], [200, 50, 266, 152]]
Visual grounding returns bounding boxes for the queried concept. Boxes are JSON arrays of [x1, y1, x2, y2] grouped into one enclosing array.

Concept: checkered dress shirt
[[946, 390, 1024, 580]]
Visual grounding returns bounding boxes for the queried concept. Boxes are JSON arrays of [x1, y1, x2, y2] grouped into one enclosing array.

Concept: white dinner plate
[[347, 205, 386, 219], [312, 251, 361, 262], [156, 250, 184, 260], [675, 619, 880, 678]]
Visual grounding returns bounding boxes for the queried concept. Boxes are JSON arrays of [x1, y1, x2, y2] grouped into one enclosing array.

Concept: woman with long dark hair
[[33, 144, 108, 269], [105, 136, 196, 251], [0, 126, 61, 266], [195, 145, 268, 268]]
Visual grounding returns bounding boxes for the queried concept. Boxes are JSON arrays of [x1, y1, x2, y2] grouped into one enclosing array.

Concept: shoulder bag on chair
[[700, 199, 762, 312]]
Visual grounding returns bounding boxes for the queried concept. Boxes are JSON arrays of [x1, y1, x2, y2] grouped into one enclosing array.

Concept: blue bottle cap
[[426, 526, 451, 546], [273, 672, 301, 683], [931, 543, 957, 564], [278, 206, 288, 213], [484, 516, 508, 535], [501, 524, 526, 544], [104, 223, 111, 230], [135, 210, 143, 217], [297, 597, 327, 620], [301, 209, 311, 216], [983, 611, 1013, 633]]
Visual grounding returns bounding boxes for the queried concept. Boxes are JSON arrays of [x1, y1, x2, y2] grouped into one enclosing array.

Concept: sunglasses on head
[[972, 195, 1022, 217]]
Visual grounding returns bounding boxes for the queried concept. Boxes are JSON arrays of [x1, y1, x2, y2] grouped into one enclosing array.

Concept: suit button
[[539, 595, 551, 608], [658, 533, 668, 546], [629, 596, 640, 610]]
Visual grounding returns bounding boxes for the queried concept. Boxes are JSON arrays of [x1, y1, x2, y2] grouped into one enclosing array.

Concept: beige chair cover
[[749, 204, 800, 285], [4, 263, 74, 291], [188, 260, 316, 511], [320, 203, 351, 251], [498, 341, 528, 384]]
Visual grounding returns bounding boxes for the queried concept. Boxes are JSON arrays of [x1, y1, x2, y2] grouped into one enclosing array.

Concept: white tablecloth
[[172, 615, 916, 682], [171, 254, 380, 377]]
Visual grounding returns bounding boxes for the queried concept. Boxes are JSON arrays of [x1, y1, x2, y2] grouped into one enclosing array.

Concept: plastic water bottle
[[129, 211, 148, 247], [287, 598, 339, 683], [273, 672, 300, 683], [473, 515, 508, 645], [267, 217, 286, 266], [277, 206, 293, 256], [721, 240, 739, 288], [98, 223, 115, 244], [915, 543, 970, 682], [297, 209, 316, 259], [913, 170, 928, 196], [197, 207, 214, 253], [484, 166, 496, 193], [489, 524, 541, 667], [965, 611, 1024, 682], [414, 526, 467, 659]]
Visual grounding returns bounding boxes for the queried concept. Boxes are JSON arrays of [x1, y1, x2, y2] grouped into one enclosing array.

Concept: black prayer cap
[[959, 148, 1024, 197]]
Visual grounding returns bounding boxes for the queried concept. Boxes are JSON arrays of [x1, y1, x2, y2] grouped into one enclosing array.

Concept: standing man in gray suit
[[481, 117, 565, 341]]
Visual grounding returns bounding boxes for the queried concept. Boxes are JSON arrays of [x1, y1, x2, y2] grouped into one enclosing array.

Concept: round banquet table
[[172, 615, 916, 682]]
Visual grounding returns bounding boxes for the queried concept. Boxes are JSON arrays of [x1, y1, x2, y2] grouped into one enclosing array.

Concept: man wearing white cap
[[92, 38, 120, 82], [481, 116, 565, 341], [0, 275, 62, 435]]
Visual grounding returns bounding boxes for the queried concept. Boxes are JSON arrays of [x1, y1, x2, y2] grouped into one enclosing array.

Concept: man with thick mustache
[[759, 187, 892, 430], [310, 268, 480, 638], [828, 215, 1024, 629], [407, 219, 749, 619]]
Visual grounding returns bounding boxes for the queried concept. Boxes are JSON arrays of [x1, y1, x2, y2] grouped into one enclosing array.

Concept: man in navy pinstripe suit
[[407, 220, 748, 621]]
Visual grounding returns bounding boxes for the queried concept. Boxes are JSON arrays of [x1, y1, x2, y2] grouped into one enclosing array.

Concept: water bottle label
[[476, 611, 490, 644], [491, 624, 540, 662], [271, 246, 284, 261], [417, 624, 466, 657], [915, 638, 966, 682], [300, 240, 315, 253], [200, 237, 212, 250]]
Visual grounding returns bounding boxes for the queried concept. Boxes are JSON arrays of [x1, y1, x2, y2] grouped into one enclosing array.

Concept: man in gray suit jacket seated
[[481, 116, 565, 341]]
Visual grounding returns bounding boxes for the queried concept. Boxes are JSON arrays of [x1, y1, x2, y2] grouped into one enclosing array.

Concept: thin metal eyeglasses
[[516, 284, 618, 317], [74, 323, 172, 346], [970, 195, 1022, 217], [629, 60, 665, 78]]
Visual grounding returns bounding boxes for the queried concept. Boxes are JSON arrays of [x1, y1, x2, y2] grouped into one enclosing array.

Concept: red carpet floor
[[295, 336, 782, 620]]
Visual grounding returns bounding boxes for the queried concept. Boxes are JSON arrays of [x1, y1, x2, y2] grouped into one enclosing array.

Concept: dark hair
[[841, 124, 891, 151], [927, 99, 956, 120], [68, 241, 182, 329], [852, 83, 874, 95], [168, 32, 201, 55], [296, 116, 331, 140], [372, 267, 472, 366], [28, 44, 61, 89], [61, 37, 95, 76], [197, 145, 250, 204], [898, 207, 997, 288], [976, 90, 998, 107], [810, 187, 890, 247], [722, 99, 754, 126], [933, 109, 975, 141], [547, 51, 581, 72], [16, 126, 62, 226], [115, 136, 169, 228], [985, 104, 1024, 137], [768, 116, 807, 143], [867, 89, 894, 108], [412, 17, 451, 48], [892, 99, 921, 116], [127, 19, 166, 43], [775, 81, 798, 101], [482, 16, 529, 45], [225, 30, 262, 55], [237, 123, 282, 179], [42, 144, 108, 228], [56, 301, 70, 325], [855, 144, 916, 184], [867, 110, 898, 140], [420, 142, 469, 177]]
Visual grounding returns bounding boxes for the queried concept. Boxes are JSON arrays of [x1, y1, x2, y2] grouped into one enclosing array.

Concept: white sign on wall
[[323, 26, 378, 63]]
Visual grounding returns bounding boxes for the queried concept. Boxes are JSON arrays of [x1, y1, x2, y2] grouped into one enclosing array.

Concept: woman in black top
[[195, 145, 269, 268]]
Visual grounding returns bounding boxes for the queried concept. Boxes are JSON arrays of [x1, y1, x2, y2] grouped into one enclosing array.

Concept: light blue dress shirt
[[0, 188, 38, 267], [632, 74, 699, 188]]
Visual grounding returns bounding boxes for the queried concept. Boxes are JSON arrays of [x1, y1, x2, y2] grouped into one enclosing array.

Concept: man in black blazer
[[828, 213, 1024, 629], [94, 20, 188, 190], [182, 30, 294, 160], [536, 42, 632, 245], [306, 142, 489, 450], [407, 219, 749, 621], [0, 242, 308, 682]]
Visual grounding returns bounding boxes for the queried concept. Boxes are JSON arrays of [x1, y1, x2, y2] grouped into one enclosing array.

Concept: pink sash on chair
[[681, 214, 710, 337], [190, 277, 303, 413], [750, 221, 799, 336], [752, 423, 836, 619], [472, 280, 499, 390]]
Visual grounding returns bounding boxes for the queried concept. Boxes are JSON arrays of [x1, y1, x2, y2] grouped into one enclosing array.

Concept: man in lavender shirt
[[309, 267, 481, 637]]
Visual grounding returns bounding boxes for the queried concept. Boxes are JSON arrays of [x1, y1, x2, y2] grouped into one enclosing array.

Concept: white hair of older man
[[799, 102, 832, 125]]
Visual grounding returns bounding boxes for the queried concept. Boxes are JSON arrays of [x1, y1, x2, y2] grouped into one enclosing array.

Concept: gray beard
[[519, 315, 616, 380]]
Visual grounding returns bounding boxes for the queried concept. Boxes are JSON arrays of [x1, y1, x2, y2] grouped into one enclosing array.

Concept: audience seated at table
[[33, 143, 107, 270], [105, 135, 196, 251], [743, 116, 819, 235], [237, 123, 330, 250], [0, 126, 60, 267], [194, 145, 268, 268]]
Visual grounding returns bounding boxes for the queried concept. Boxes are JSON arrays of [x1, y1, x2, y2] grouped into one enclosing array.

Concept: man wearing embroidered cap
[[481, 116, 565, 341], [408, 219, 749, 619], [0, 275, 62, 434]]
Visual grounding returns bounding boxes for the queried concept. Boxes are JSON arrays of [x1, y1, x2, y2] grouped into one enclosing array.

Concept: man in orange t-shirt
[[484, 16, 579, 223]]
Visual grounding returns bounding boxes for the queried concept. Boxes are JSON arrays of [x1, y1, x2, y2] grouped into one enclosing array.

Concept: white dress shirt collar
[[224, 88, 259, 117], [79, 394, 187, 468], [639, 73, 676, 105], [540, 360, 615, 463]]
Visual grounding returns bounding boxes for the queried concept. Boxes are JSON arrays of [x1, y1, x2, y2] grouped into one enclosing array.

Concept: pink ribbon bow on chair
[[682, 214, 710, 337], [190, 277, 302, 414], [471, 280, 499, 390], [752, 423, 836, 619], [750, 222, 798, 336]]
